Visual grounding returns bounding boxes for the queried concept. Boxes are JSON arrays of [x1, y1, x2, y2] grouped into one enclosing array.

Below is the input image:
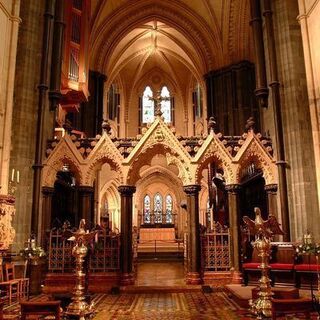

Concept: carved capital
[[118, 185, 136, 196], [183, 184, 201, 195], [225, 184, 241, 193], [264, 184, 277, 193], [0, 195, 16, 250]]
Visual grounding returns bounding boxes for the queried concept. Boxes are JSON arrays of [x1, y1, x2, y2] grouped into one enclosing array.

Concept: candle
[[17, 170, 20, 183], [11, 168, 14, 182]]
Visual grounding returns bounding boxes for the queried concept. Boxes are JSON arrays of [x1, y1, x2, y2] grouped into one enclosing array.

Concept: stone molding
[[43, 117, 277, 191]]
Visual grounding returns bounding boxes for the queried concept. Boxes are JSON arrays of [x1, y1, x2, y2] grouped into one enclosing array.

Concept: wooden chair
[[4, 263, 29, 300], [0, 266, 20, 305], [20, 300, 61, 320]]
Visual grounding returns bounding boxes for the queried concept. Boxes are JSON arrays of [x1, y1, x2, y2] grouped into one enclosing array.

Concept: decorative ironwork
[[201, 222, 230, 271], [48, 223, 120, 273], [48, 227, 75, 273], [89, 231, 120, 272]]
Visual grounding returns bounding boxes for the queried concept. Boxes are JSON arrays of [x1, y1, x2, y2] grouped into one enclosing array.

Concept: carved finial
[[102, 119, 111, 134], [245, 117, 255, 132], [208, 116, 216, 133]]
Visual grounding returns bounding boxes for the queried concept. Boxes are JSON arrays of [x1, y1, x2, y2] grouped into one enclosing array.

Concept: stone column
[[226, 184, 242, 283], [118, 185, 136, 285], [78, 186, 94, 226], [40, 187, 54, 246], [183, 185, 202, 285]]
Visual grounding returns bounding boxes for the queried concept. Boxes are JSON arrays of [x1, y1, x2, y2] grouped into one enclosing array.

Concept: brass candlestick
[[65, 219, 96, 320], [243, 208, 284, 319]]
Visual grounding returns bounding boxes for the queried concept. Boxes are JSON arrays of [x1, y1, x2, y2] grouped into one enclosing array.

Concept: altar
[[139, 228, 176, 241]]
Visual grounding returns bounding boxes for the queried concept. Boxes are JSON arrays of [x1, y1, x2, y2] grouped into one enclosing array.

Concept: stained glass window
[[142, 86, 154, 124], [143, 195, 151, 224], [165, 195, 173, 223], [160, 86, 171, 123], [154, 193, 163, 223]]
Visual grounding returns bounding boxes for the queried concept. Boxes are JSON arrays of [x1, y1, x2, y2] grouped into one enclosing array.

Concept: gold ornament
[[65, 219, 97, 320], [243, 207, 284, 319]]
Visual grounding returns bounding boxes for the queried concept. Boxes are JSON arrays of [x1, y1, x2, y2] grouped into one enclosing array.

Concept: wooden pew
[[269, 242, 296, 287], [294, 253, 319, 289]]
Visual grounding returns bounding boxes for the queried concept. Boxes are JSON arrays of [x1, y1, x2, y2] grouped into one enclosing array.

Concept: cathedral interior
[[0, 0, 320, 318]]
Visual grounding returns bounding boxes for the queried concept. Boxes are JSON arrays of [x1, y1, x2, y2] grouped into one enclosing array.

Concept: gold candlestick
[[65, 219, 96, 319], [243, 208, 284, 319]]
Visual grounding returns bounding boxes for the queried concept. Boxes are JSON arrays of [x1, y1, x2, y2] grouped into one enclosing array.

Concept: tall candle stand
[[243, 207, 284, 319], [65, 219, 96, 320]]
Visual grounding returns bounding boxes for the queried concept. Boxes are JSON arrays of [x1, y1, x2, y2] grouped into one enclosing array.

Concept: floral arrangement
[[296, 232, 320, 255], [19, 238, 46, 260]]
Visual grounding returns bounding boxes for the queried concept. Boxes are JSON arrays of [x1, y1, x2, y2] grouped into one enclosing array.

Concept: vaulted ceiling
[[89, 0, 254, 101]]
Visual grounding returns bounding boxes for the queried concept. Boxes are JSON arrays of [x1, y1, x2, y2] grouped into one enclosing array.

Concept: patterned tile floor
[[92, 291, 319, 320], [3, 291, 318, 319], [136, 261, 185, 286], [93, 291, 245, 320]]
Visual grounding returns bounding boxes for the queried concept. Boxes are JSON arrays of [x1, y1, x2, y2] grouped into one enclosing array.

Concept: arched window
[[160, 86, 171, 123], [154, 193, 163, 224], [143, 195, 151, 224], [142, 86, 154, 124], [165, 194, 173, 223]]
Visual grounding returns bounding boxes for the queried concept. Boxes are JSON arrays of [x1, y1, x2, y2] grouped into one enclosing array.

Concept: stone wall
[[0, 0, 20, 194], [262, 0, 319, 240], [10, 0, 55, 249], [298, 0, 320, 224]]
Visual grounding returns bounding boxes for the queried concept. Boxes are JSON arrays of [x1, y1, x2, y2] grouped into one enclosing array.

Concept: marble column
[[40, 186, 54, 245], [118, 185, 136, 285], [226, 184, 242, 283], [183, 184, 202, 285], [78, 186, 94, 226]]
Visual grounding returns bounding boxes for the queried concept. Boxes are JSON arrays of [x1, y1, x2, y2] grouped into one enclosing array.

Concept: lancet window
[[154, 193, 163, 223], [142, 193, 174, 225], [143, 195, 151, 224], [165, 194, 173, 223], [141, 86, 154, 124], [160, 86, 171, 123]]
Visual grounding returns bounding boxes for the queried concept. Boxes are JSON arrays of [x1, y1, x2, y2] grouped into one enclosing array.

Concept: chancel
[[0, 0, 320, 318]]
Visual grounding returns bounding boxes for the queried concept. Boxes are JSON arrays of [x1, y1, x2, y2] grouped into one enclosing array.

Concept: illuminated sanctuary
[[0, 0, 319, 318]]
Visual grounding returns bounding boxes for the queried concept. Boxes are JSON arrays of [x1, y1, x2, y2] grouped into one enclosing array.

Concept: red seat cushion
[[243, 262, 260, 269], [270, 263, 294, 270], [294, 264, 318, 271]]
